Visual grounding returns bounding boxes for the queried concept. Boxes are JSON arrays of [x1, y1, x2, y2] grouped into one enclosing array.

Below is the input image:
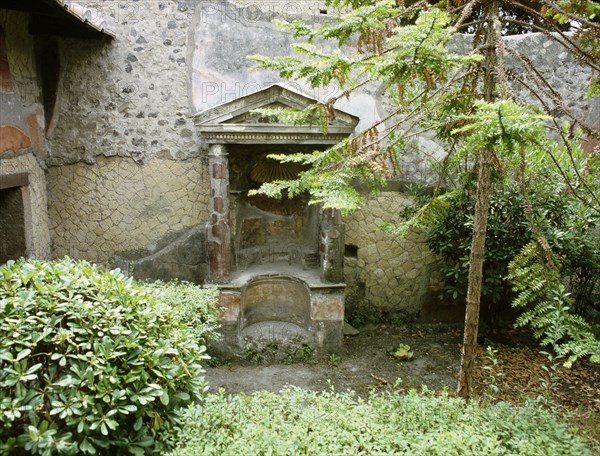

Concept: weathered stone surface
[[206, 235, 231, 282], [218, 291, 241, 322], [215, 272, 345, 352], [343, 322, 360, 336], [242, 277, 311, 329], [311, 292, 344, 321], [46, 2, 199, 166], [206, 144, 231, 282], [0, 14, 51, 261], [47, 156, 210, 265], [112, 224, 208, 284], [320, 208, 344, 283], [0, 126, 30, 154], [314, 320, 344, 352], [0, 186, 26, 262], [343, 191, 441, 318], [0, 154, 51, 260]]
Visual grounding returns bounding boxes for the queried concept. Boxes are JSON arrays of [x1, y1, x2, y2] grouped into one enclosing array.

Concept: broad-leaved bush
[[0, 258, 213, 455]]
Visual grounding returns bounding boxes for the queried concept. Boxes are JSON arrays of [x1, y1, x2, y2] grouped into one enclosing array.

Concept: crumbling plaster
[[36, 0, 597, 317], [45, 1, 210, 267], [0, 11, 51, 259]]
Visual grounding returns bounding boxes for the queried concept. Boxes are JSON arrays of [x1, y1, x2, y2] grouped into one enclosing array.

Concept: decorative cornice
[[54, 0, 116, 37], [201, 132, 348, 145]]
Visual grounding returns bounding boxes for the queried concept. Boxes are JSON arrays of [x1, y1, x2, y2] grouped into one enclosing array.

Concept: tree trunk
[[456, 148, 493, 399], [456, 0, 501, 400]]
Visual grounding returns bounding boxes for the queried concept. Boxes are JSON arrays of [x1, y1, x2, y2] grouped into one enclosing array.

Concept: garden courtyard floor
[[205, 323, 600, 442]]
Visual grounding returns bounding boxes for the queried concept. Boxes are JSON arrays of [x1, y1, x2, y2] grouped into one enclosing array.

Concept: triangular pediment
[[192, 84, 359, 145], [225, 102, 290, 124]]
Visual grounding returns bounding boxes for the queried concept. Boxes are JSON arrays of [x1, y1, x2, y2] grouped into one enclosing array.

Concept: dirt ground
[[204, 323, 463, 395], [204, 323, 598, 402], [204, 323, 600, 442]]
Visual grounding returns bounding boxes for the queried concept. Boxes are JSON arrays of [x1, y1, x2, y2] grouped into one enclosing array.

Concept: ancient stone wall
[[0, 155, 52, 260], [0, 11, 52, 260], [343, 191, 442, 320], [34, 1, 598, 317], [44, 1, 209, 269], [47, 1, 198, 165], [0, 187, 26, 263], [47, 156, 210, 265], [449, 33, 598, 130]]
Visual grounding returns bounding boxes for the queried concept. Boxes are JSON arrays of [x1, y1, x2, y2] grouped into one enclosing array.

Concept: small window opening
[[344, 244, 358, 258]]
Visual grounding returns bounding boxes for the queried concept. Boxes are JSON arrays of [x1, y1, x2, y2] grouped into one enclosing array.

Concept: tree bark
[[456, 0, 501, 400], [456, 148, 493, 399]]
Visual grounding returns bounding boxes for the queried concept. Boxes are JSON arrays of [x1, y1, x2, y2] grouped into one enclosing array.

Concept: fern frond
[[508, 242, 600, 366]]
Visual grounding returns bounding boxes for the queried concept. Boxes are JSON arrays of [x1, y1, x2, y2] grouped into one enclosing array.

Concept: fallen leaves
[[472, 342, 600, 442]]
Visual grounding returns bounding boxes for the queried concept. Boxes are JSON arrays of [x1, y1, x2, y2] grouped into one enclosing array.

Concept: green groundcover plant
[[166, 387, 592, 456], [0, 258, 217, 455]]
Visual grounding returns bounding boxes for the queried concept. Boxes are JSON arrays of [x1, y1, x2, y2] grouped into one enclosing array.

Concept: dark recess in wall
[[0, 187, 26, 263], [344, 244, 358, 258], [35, 35, 60, 131]]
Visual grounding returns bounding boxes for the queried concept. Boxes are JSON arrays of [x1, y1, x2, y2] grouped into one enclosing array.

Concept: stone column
[[206, 144, 231, 283], [320, 208, 344, 283]]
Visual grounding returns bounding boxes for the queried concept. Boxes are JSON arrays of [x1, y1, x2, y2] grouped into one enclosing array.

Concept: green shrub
[[166, 387, 592, 455], [146, 280, 220, 347], [424, 177, 599, 318], [0, 258, 210, 455], [424, 182, 534, 309]]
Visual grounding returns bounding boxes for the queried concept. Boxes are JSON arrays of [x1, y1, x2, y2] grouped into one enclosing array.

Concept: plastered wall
[[2, 1, 594, 317]]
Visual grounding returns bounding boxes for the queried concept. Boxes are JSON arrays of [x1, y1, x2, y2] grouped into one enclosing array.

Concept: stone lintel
[[0, 172, 30, 189]]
